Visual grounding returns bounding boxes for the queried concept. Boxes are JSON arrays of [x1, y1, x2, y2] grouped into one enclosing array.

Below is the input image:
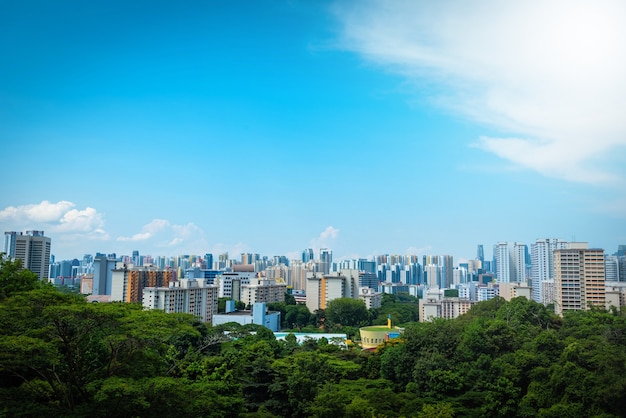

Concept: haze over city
[[2, 0, 625, 261]]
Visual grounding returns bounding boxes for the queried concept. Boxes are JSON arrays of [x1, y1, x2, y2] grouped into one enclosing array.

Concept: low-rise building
[[212, 302, 281, 332]]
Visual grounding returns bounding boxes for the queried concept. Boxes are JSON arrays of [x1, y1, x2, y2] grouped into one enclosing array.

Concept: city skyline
[[2, 1, 625, 261]]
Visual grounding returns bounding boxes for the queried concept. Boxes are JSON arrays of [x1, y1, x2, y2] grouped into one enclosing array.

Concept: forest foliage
[[1, 258, 626, 417]]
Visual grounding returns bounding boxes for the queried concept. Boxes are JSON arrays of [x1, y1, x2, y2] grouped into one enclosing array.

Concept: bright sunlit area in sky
[[1, 0, 625, 261]]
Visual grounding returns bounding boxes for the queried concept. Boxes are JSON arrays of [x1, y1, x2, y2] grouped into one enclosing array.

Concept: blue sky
[[1, 0, 625, 262]]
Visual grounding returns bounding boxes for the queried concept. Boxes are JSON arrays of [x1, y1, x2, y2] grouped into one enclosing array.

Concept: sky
[[1, 0, 625, 263]]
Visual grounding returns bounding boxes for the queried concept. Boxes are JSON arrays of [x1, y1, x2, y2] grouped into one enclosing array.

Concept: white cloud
[[310, 226, 340, 253], [118, 220, 207, 249], [54, 207, 105, 233], [0, 200, 75, 222], [334, 0, 626, 182], [117, 219, 169, 242], [0, 200, 108, 239]]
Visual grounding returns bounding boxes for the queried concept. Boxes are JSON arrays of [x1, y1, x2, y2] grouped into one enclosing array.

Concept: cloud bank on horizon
[[333, 0, 626, 183], [0, 201, 350, 260]]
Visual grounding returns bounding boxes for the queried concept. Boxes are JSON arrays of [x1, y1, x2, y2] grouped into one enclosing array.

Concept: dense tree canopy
[[1, 260, 625, 417]]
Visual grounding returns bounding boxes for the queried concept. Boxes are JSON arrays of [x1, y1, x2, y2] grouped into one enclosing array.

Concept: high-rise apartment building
[[531, 238, 569, 304], [4, 230, 51, 281], [554, 243, 605, 315], [142, 278, 219, 323], [240, 277, 287, 307], [111, 264, 176, 303], [305, 269, 359, 312], [494, 242, 526, 283]]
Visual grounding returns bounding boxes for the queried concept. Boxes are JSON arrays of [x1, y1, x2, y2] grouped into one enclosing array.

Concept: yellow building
[[359, 323, 403, 350]]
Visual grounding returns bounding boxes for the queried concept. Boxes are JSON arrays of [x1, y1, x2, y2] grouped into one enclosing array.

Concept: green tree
[[0, 253, 46, 300], [325, 298, 368, 327]]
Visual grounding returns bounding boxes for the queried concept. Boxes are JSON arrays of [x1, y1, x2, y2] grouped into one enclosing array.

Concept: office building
[[92, 254, 117, 295], [554, 243, 605, 315], [319, 248, 332, 274], [302, 248, 314, 263], [4, 230, 51, 281]]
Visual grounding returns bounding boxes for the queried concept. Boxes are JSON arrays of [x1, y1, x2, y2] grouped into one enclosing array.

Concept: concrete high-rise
[[302, 248, 314, 263], [111, 264, 176, 303], [4, 230, 51, 281], [531, 238, 568, 304], [554, 243, 605, 315], [142, 279, 219, 323], [494, 242, 526, 283], [92, 254, 118, 295], [319, 248, 332, 274]]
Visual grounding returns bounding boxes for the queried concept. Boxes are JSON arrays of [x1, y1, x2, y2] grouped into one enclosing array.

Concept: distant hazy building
[[92, 254, 117, 295], [423, 255, 454, 288], [319, 248, 332, 274], [554, 243, 605, 315], [4, 230, 51, 281], [142, 278, 219, 323], [605, 256, 623, 282], [531, 238, 568, 303], [302, 248, 314, 263]]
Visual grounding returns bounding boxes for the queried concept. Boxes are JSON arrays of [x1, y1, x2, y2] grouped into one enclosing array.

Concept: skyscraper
[[477, 244, 484, 264], [531, 238, 569, 304], [554, 243, 605, 315], [92, 254, 117, 295], [302, 248, 314, 263], [494, 242, 526, 283], [319, 248, 332, 274], [3, 230, 51, 281]]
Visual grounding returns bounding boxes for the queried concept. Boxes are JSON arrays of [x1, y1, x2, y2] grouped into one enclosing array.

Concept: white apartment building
[[531, 238, 568, 303], [215, 272, 255, 299], [359, 287, 382, 309], [241, 277, 287, 307], [494, 242, 526, 283], [142, 278, 219, 323]]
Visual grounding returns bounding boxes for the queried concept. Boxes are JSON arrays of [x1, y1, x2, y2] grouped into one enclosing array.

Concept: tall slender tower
[[319, 248, 332, 274], [477, 245, 484, 264]]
